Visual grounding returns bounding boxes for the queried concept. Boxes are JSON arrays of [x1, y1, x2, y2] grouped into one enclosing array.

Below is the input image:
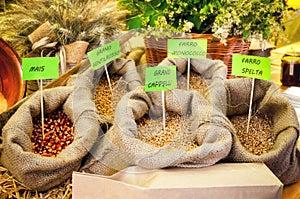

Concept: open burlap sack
[[74, 58, 142, 124], [74, 58, 142, 174], [155, 58, 227, 113], [80, 86, 233, 175], [223, 78, 300, 185], [0, 86, 100, 191]]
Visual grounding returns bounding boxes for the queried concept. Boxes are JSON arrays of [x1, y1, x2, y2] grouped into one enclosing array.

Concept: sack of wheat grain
[[74, 58, 143, 174]]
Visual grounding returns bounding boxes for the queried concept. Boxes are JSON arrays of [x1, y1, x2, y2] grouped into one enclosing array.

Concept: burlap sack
[[223, 78, 300, 185], [28, 21, 56, 44], [0, 86, 100, 191], [73, 58, 142, 124], [156, 58, 227, 113], [81, 86, 234, 175], [74, 58, 142, 173]]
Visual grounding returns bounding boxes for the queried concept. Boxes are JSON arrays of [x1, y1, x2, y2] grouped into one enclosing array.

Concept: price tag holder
[[145, 66, 177, 92], [22, 56, 59, 139], [87, 40, 120, 70], [232, 54, 271, 133], [22, 57, 59, 80], [232, 54, 271, 80], [145, 65, 177, 134], [167, 39, 207, 59]]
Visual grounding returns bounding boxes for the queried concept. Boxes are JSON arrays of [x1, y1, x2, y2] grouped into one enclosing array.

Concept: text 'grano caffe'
[[147, 68, 172, 88]]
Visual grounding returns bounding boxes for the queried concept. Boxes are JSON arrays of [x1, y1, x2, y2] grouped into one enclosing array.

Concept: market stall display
[[0, 0, 299, 196]]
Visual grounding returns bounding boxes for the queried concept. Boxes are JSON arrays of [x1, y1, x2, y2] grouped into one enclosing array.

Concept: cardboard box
[[72, 163, 283, 199]]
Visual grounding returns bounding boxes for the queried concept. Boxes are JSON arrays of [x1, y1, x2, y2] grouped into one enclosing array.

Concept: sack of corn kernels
[[137, 57, 228, 113], [223, 78, 300, 185], [0, 86, 100, 191], [80, 86, 234, 174]]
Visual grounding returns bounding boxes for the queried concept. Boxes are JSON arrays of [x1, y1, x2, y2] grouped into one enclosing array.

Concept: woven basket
[[144, 34, 251, 78]]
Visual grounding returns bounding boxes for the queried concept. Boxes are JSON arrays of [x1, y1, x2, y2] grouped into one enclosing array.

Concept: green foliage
[[213, 0, 288, 43], [117, 0, 289, 43], [118, 0, 221, 33]]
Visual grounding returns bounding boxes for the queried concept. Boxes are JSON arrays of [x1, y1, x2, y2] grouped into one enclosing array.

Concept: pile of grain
[[177, 71, 209, 98], [186, 71, 208, 95], [136, 111, 199, 151], [94, 74, 127, 118], [230, 112, 275, 155], [31, 108, 74, 157]]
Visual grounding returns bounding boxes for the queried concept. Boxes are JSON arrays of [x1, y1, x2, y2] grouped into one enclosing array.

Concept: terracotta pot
[[0, 38, 25, 110]]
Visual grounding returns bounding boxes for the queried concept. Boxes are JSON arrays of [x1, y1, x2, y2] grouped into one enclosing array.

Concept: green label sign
[[87, 40, 120, 70], [167, 39, 207, 58], [232, 54, 271, 80], [145, 66, 177, 92], [22, 57, 59, 80]]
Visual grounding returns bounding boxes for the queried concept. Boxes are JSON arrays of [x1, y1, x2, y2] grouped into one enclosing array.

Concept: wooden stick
[[246, 78, 255, 133], [40, 79, 45, 139], [187, 58, 191, 90], [104, 64, 113, 95], [162, 90, 166, 134]]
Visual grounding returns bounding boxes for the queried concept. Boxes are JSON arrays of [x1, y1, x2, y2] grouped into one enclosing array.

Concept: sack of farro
[[155, 58, 228, 113], [75, 58, 142, 174], [0, 86, 100, 191], [223, 78, 300, 185], [81, 86, 233, 174]]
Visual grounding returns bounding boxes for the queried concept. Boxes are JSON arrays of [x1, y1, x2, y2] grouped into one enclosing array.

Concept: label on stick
[[167, 39, 207, 58], [88, 40, 120, 70], [232, 54, 271, 80], [145, 66, 177, 92], [22, 57, 59, 80]]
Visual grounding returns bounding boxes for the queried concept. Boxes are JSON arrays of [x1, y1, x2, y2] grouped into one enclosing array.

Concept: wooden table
[[283, 181, 300, 199]]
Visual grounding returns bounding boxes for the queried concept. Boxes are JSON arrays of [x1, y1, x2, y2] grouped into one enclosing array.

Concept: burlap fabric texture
[[152, 58, 228, 113], [81, 86, 234, 175], [75, 58, 143, 174], [224, 78, 300, 185], [0, 86, 100, 191]]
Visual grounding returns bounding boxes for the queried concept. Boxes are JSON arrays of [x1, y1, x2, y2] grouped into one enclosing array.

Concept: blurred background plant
[[117, 0, 291, 45], [212, 0, 290, 46], [117, 0, 221, 34]]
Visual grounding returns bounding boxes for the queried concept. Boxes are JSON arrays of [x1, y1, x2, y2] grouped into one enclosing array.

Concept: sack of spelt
[[224, 78, 300, 185]]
